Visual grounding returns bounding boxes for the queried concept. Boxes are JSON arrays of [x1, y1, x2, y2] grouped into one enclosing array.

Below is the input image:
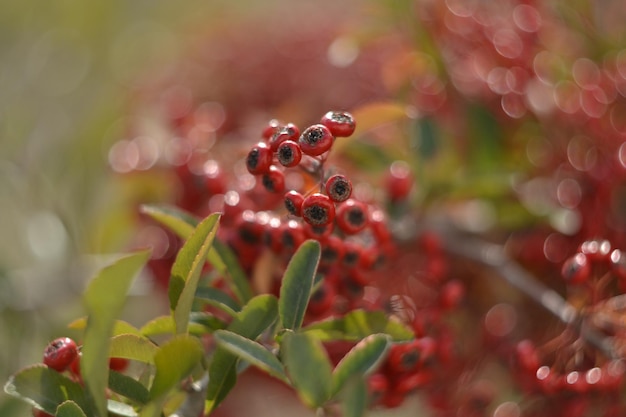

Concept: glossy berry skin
[[246, 142, 273, 175], [261, 118, 282, 140], [277, 140, 302, 167], [320, 111, 356, 137], [268, 123, 300, 151], [43, 337, 78, 372], [298, 124, 334, 156], [336, 199, 369, 234], [261, 165, 286, 193], [301, 193, 336, 226], [325, 174, 352, 203], [284, 190, 305, 216], [561, 253, 591, 284]]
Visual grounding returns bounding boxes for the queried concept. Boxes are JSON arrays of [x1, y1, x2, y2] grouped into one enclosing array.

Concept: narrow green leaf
[[169, 213, 220, 334], [107, 399, 139, 417], [82, 250, 151, 417], [4, 365, 90, 416], [205, 294, 279, 413], [331, 334, 390, 396], [149, 335, 204, 400], [56, 400, 87, 417], [302, 309, 414, 342], [140, 315, 217, 337], [340, 378, 367, 417], [195, 287, 241, 317], [68, 318, 141, 337], [108, 334, 158, 364], [280, 331, 332, 409], [141, 204, 253, 303], [279, 240, 321, 331], [108, 371, 149, 404], [213, 330, 287, 383]]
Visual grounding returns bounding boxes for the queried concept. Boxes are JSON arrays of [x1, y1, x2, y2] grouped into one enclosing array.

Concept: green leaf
[[68, 318, 141, 337], [279, 240, 321, 331], [340, 378, 367, 417], [140, 315, 216, 337], [149, 334, 204, 400], [141, 204, 253, 303], [109, 334, 158, 364], [280, 331, 332, 409], [108, 371, 149, 404], [4, 365, 90, 415], [205, 294, 279, 414], [169, 213, 220, 334], [195, 287, 241, 317], [331, 334, 390, 396], [302, 309, 414, 342], [213, 330, 287, 383], [81, 250, 150, 417], [107, 399, 138, 417], [56, 400, 87, 417]]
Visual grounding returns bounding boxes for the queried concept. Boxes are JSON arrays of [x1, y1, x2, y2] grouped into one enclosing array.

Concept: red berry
[[261, 118, 282, 139], [261, 165, 286, 193], [109, 357, 130, 372], [277, 140, 303, 167], [342, 241, 364, 267], [336, 199, 369, 234], [320, 111, 356, 137], [303, 221, 334, 240], [388, 341, 421, 373], [298, 124, 334, 156], [580, 239, 612, 262], [269, 123, 300, 150], [367, 373, 389, 405], [32, 409, 54, 417], [279, 220, 306, 252], [386, 160, 414, 202], [320, 234, 345, 265], [284, 190, 305, 216], [325, 174, 352, 203], [43, 337, 78, 372], [561, 253, 591, 284], [301, 193, 335, 226], [246, 142, 273, 175], [308, 279, 336, 316]]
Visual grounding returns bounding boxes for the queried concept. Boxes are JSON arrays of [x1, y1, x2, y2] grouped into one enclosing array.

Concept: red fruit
[[367, 373, 389, 405], [261, 165, 286, 193], [32, 409, 54, 417], [246, 142, 273, 175], [298, 124, 334, 156], [342, 241, 363, 267], [386, 160, 414, 202], [308, 279, 336, 316], [109, 357, 130, 372], [388, 341, 421, 373], [284, 190, 305, 216], [320, 234, 345, 265], [261, 118, 282, 139], [320, 111, 356, 137], [269, 123, 300, 150], [277, 140, 303, 167], [561, 253, 591, 284], [514, 340, 540, 374], [336, 199, 369, 234], [301, 193, 335, 226], [579, 239, 611, 262], [43, 337, 79, 372], [325, 174, 352, 203], [278, 220, 306, 252]]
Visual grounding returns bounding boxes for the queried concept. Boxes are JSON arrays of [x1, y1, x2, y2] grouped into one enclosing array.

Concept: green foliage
[[55, 401, 88, 417]]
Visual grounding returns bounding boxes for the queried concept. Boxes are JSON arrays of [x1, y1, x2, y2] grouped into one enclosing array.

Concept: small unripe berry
[[320, 111, 356, 137], [299, 124, 334, 156], [325, 174, 352, 203]]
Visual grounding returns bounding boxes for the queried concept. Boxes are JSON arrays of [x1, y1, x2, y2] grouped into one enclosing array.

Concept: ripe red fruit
[[261, 165, 286, 193], [386, 160, 414, 202], [325, 174, 352, 203], [246, 142, 273, 175], [277, 140, 303, 167], [261, 118, 282, 139], [320, 111, 356, 137], [284, 190, 305, 216], [43, 337, 79, 372], [301, 193, 336, 226], [109, 357, 130, 372], [336, 199, 369, 234], [298, 124, 334, 156], [268, 123, 300, 150]]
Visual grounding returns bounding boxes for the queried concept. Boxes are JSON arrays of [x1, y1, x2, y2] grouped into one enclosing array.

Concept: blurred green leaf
[[302, 310, 413, 342], [55, 400, 87, 417], [331, 334, 390, 396], [212, 240, 254, 304], [140, 315, 218, 337], [107, 399, 139, 417], [108, 371, 149, 405], [280, 331, 332, 409], [340, 377, 367, 417], [205, 294, 279, 414], [81, 250, 151, 417], [4, 365, 90, 416], [109, 334, 158, 364], [213, 330, 287, 383], [279, 240, 321, 331], [195, 287, 241, 317], [169, 213, 220, 334], [68, 318, 141, 337], [149, 335, 204, 400]]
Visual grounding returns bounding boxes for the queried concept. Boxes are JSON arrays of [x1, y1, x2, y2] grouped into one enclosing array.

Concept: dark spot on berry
[[246, 149, 259, 169], [347, 208, 366, 226], [304, 127, 323, 144], [304, 205, 328, 225], [285, 199, 297, 215], [262, 174, 276, 192]]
